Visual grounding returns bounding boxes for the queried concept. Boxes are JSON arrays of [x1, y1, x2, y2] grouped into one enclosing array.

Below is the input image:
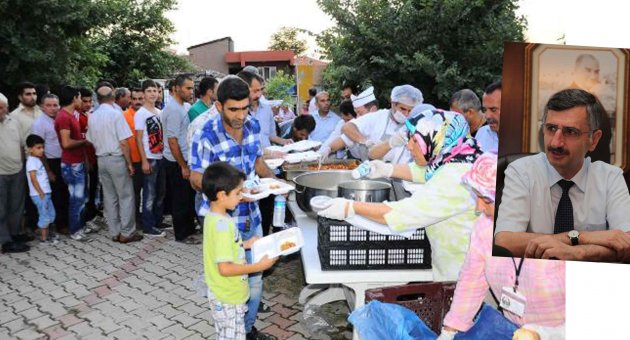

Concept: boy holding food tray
[[202, 161, 278, 339]]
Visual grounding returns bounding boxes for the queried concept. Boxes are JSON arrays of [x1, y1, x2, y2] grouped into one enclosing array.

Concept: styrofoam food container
[[251, 227, 304, 263]]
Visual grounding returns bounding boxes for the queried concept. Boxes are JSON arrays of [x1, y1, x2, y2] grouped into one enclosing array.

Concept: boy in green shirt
[[202, 162, 277, 339]]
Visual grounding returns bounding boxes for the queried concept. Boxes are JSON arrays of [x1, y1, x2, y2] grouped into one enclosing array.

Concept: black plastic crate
[[317, 216, 432, 270]]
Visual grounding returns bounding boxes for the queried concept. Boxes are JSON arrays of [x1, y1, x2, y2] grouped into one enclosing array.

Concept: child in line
[[202, 162, 277, 339], [26, 134, 58, 245]]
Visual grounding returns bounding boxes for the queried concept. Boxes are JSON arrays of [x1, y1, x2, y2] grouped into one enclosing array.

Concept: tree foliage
[[316, 0, 526, 107], [0, 0, 195, 102], [265, 70, 296, 106], [268, 27, 309, 55]]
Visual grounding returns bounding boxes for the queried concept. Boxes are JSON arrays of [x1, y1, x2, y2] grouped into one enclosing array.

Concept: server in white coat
[[338, 85, 423, 163]]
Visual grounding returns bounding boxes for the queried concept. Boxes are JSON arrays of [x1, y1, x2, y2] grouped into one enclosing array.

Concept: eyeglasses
[[481, 106, 499, 114], [543, 123, 593, 139]]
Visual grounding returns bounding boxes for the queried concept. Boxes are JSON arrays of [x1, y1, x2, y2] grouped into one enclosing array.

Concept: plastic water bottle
[[272, 196, 286, 227], [351, 160, 371, 179]]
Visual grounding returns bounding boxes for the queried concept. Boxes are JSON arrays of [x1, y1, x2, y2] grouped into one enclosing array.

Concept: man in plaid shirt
[[189, 76, 277, 340]]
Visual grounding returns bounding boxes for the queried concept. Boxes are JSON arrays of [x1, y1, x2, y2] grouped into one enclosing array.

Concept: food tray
[[283, 151, 320, 164], [264, 140, 322, 154], [365, 282, 456, 334], [252, 227, 304, 263], [317, 216, 432, 270], [242, 178, 294, 201]]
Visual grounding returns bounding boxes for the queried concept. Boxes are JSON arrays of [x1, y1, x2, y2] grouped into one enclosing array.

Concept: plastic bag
[[191, 270, 208, 298], [454, 304, 518, 340], [348, 300, 437, 340], [301, 304, 336, 337]]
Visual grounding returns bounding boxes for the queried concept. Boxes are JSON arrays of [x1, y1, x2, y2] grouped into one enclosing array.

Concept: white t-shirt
[[26, 156, 51, 196], [134, 107, 164, 160]]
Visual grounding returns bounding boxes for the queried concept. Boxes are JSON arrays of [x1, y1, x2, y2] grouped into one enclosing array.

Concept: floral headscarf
[[405, 109, 483, 181], [461, 153, 497, 202]]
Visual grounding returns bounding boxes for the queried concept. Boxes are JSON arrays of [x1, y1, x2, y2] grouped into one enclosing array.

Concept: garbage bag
[[454, 304, 518, 340], [348, 300, 437, 340], [301, 304, 336, 337], [191, 270, 208, 298]]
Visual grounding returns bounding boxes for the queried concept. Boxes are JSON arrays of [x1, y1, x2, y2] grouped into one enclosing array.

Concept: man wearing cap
[[339, 85, 423, 162], [318, 87, 379, 159]]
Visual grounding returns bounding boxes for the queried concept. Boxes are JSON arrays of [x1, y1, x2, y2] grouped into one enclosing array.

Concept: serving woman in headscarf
[[318, 109, 483, 281], [438, 153, 565, 340]]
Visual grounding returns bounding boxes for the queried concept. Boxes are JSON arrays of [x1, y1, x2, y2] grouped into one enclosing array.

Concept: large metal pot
[[338, 180, 392, 202], [293, 171, 355, 218]]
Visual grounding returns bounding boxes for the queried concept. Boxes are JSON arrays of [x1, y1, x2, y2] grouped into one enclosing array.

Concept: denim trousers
[[61, 162, 86, 234], [30, 194, 56, 229], [141, 159, 166, 231], [241, 223, 263, 333]]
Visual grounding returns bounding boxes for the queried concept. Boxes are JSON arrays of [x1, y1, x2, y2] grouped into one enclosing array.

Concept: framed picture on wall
[[527, 44, 627, 167]]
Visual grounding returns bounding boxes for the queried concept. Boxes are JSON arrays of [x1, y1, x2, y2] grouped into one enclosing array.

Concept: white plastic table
[[288, 199, 433, 340]]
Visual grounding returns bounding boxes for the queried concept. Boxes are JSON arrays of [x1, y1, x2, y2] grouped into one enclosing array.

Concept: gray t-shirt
[[162, 100, 190, 162]]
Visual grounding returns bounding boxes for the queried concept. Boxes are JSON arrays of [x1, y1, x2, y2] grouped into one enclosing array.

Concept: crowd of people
[[4, 66, 574, 340]]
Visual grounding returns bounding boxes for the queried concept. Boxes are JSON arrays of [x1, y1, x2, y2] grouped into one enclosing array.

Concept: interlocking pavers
[[0, 218, 352, 340], [13, 327, 46, 340]]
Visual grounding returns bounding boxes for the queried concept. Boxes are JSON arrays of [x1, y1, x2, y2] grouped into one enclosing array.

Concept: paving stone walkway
[[0, 217, 352, 340]]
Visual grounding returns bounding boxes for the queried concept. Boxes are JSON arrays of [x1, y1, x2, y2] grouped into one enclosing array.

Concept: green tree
[[0, 0, 195, 101], [316, 0, 526, 107], [91, 0, 197, 87], [268, 27, 309, 55], [264, 70, 296, 107]]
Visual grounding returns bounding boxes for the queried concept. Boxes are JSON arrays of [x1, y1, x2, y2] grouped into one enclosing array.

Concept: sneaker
[[246, 327, 276, 340], [84, 221, 100, 234], [158, 222, 173, 230], [144, 228, 165, 237], [70, 231, 90, 241], [46, 237, 59, 245]]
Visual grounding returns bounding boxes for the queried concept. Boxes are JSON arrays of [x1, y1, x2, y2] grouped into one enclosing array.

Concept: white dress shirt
[[87, 103, 132, 157], [495, 152, 630, 234]]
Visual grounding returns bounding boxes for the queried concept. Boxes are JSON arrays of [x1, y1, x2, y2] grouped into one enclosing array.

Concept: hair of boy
[[216, 76, 250, 105], [58, 85, 80, 107], [79, 87, 93, 98], [26, 134, 45, 148], [293, 114, 316, 133], [198, 76, 219, 97], [339, 99, 356, 118], [202, 162, 246, 201], [141, 79, 158, 92]]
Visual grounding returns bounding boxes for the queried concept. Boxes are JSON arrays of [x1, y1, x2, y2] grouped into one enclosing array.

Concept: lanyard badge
[[500, 258, 527, 317]]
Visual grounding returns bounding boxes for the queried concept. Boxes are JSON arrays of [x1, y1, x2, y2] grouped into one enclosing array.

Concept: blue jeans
[[241, 223, 263, 333], [61, 163, 86, 234], [31, 194, 56, 229], [142, 159, 166, 231]]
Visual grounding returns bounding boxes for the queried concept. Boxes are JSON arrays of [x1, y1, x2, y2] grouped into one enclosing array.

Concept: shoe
[[12, 234, 35, 243], [70, 231, 90, 242], [246, 327, 277, 340], [144, 228, 165, 237], [176, 235, 201, 245], [84, 222, 100, 234], [158, 222, 173, 230], [118, 233, 144, 244], [2, 241, 30, 253], [257, 302, 272, 313], [48, 233, 60, 242]]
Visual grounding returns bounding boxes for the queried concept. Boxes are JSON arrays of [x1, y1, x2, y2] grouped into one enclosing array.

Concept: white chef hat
[[391, 85, 423, 107], [351, 86, 376, 108]]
